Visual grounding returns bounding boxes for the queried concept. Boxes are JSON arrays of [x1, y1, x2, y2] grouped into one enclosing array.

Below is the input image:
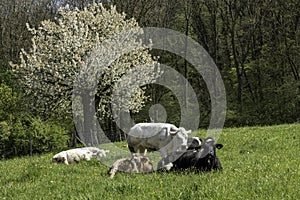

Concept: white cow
[[126, 123, 191, 168], [52, 147, 109, 165]]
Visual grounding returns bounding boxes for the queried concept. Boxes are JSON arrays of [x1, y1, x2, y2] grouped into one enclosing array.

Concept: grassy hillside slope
[[0, 124, 299, 199]]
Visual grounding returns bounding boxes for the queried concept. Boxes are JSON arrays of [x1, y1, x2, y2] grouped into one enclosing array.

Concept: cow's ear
[[216, 144, 223, 149]]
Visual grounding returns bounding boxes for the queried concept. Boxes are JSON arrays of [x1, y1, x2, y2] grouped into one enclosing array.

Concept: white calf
[[109, 154, 153, 178], [52, 147, 109, 165]]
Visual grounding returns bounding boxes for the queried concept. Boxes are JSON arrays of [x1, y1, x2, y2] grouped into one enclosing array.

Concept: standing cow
[[126, 123, 191, 168]]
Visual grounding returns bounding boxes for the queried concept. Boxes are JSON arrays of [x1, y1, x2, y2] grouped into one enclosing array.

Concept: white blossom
[[11, 3, 160, 118]]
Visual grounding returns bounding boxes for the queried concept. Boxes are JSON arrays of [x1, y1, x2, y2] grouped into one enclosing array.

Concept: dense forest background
[[0, 0, 299, 157]]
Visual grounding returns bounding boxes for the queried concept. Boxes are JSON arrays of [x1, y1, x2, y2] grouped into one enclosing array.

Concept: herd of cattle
[[52, 123, 223, 178]]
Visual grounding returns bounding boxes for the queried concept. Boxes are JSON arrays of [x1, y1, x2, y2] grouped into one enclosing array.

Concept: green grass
[[0, 124, 299, 199]]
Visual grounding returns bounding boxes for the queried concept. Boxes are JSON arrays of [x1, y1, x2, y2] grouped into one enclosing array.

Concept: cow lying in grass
[[158, 137, 223, 172], [109, 154, 153, 178], [52, 147, 109, 165]]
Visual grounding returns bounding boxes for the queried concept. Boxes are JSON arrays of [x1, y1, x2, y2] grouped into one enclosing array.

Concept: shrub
[[29, 117, 69, 153], [0, 83, 22, 121], [0, 117, 69, 159]]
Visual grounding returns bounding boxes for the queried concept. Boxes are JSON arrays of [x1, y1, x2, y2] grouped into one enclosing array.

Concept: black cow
[[158, 137, 223, 172]]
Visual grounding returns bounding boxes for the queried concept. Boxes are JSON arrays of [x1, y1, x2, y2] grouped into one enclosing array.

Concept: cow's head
[[52, 154, 66, 164], [197, 137, 223, 170], [170, 127, 191, 151], [200, 137, 223, 157]]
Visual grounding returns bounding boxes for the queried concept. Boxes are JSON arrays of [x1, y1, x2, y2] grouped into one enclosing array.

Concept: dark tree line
[[103, 0, 300, 126]]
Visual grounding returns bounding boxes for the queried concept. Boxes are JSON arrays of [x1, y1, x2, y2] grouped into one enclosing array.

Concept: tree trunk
[[82, 90, 98, 146], [183, 0, 191, 110]]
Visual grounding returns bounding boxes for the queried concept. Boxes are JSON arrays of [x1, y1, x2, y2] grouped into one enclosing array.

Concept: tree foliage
[[10, 3, 160, 145], [0, 83, 69, 158], [0, 117, 69, 158], [11, 3, 159, 118], [110, 0, 300, 126]]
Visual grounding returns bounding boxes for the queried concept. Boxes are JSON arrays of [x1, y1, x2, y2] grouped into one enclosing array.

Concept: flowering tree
[[11, 3, 159, 145]]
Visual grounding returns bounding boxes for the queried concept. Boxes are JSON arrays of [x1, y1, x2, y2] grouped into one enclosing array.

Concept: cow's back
[[128, 123, 177, 138], [126, 123, 175, 152]]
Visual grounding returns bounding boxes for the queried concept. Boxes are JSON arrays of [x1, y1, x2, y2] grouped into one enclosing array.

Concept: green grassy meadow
[[0, 124, 299, 199]]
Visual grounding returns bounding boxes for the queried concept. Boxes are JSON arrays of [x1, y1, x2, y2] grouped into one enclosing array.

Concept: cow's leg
[[160, 151, 173, 170], [85, 154, 91, 161], [213, 156, 222, 170], [128, 145, 135, 153], [63, 157, 69, 165], [158, 158, 173, 171], [130, 154, 139, 173], [162, 159, 173, 170], [137, 146, 146, 155]]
